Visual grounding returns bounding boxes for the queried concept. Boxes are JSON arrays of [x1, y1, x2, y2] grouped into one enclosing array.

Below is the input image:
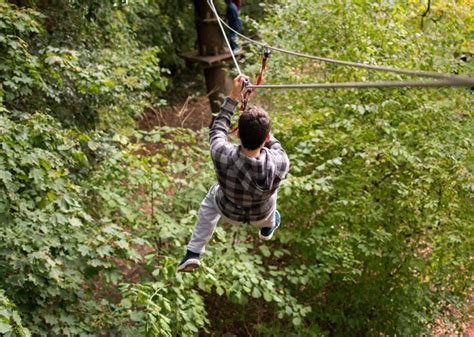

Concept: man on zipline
[[178, 74, 290, 272]]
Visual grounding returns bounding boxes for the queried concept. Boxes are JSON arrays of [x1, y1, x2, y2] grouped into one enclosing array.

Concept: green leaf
[[263, 291, 272, 302], [0, 321, 12, 334], [70, 217, 82, 227], [0, 170, 13, 189], [29, 168, 43, 185], [44, 56, 63, 65], [259, 245, 271, 257], [216, 286, 224, 296], [251, 287, 261, 299], [292, 317, 302, 326], [120, 298, 132, 309], [130, 311, 144, 322], [87, 141, 99, 151]]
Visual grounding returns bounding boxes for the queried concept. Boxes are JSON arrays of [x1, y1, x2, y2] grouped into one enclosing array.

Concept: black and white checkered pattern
[[209, 97, 290, 223]]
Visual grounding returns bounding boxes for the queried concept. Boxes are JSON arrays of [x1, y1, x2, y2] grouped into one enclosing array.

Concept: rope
[[208, 0, 242, 75], [248, 79, 474, 90], [240, 49, 270, 112], [255, 49, 271, 86], [210, 2, 474, 85]]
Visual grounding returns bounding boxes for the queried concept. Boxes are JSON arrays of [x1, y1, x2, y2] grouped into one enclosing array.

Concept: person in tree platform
[[225, 0, 243, 52], [178, 74, 290, 272]]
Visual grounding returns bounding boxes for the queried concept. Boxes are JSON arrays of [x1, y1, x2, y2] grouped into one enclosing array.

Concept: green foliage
[[76, 126, 313, 335], [120, 0, 196, 70], [1, 2, 168, 131], [0, 3, 45, 102], [0, 111, 131, 335], [0, 290, 30, 337], [245, 0, 473, 335], [120, 259, 210, 337], [0, 0, 472, 336]]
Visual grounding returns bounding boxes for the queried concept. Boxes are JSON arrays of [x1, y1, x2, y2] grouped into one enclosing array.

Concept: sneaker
[[177, 250, 201, 273], [259, 210, 281, 241]]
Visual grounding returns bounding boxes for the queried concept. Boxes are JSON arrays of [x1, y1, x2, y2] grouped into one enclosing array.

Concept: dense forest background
[[1, 0, 473, 336]]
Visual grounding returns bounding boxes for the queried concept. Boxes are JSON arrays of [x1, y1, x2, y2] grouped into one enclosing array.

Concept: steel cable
[[207, 0, 474, 88], [249, 79, 474, 90], [208, 0, 242, 75]]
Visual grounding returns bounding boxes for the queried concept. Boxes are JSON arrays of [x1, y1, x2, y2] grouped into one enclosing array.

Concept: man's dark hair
[[238, 106, 271, 150]]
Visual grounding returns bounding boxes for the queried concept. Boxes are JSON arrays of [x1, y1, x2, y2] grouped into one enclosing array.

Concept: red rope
[[240, 50, 270, 112]]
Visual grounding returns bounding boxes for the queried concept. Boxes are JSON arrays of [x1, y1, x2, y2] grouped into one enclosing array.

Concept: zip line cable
[[207, 0, 474, 89], [208, 0, 242, 75], [214, 2, 472, 83], [249, 79, 474, 90]]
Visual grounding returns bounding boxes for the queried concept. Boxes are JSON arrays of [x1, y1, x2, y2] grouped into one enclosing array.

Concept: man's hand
[[229, 74, 249, 101]]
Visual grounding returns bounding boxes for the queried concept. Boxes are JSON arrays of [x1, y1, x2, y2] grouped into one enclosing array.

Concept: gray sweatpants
[[187, 183, 276, 254]]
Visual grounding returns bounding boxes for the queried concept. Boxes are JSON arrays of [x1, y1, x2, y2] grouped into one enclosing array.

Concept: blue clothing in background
[[226, 2, 242, 50], [226, 2, 242, 31]]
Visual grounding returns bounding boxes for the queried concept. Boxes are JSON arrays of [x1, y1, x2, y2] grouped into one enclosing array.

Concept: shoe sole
[[259, 232, 273, 240], [258, 222, 281, 241], [177, 258, 201, 273]]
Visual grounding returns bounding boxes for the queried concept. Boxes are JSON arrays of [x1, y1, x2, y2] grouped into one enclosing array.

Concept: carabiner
[[263, 44, 271, 59]]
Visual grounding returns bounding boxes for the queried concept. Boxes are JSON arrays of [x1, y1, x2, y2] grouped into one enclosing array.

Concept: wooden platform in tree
[[181, 49, 243, 66]]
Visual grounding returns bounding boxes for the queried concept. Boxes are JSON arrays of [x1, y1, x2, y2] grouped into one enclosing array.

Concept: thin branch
[[420, 0, 431, 29]]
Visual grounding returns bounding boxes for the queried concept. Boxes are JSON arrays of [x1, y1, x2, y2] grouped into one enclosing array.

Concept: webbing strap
[[256, 50, 271, 85], [240, 49, 271, 113]]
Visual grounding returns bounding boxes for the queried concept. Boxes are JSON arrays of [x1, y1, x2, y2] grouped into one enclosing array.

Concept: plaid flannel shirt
[[209, 97, 290, 223]]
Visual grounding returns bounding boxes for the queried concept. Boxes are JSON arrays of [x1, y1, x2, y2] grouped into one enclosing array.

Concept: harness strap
[[256, 49, 271, 86], [240, 48, 271, 112]]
